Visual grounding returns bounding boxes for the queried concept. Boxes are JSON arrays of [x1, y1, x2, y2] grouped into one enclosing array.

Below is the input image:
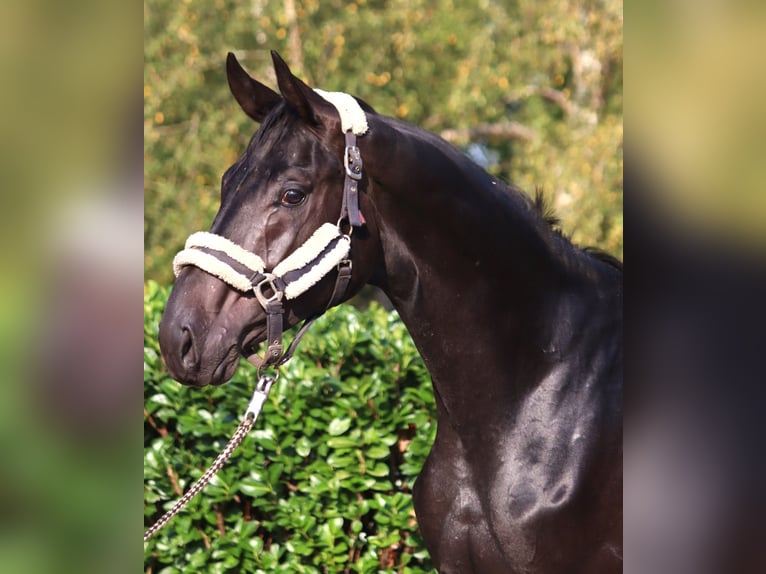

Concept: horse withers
[[158, 51, 622, 573]]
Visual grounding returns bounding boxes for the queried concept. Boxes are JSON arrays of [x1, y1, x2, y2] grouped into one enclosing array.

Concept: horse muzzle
[[159, 311, 237, 387], [158, 269, 264, 387]]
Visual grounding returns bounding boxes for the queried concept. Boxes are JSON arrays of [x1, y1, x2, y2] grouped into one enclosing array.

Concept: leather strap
[[327, 259, 353, 307], [343, 131, 365, 227], [263, 299, 285, 366], [254, 257, 354, 368]]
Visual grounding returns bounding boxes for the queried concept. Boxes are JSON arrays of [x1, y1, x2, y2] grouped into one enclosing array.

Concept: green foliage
[[145, 0, 622, 283], [144, 281, 437, 572]]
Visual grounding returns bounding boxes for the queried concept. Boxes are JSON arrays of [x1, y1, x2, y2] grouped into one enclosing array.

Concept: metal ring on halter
[[336, 216, 354, 238], [253, 274, 283, 308], [255, 364, 281, 382]]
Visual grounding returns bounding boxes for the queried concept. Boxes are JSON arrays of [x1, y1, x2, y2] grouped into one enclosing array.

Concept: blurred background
[[0, 0, 142, 572], [628, 2, 766, 573]]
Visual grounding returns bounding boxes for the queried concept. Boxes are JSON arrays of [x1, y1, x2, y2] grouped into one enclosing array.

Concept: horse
[[158, 51, 623, 573]]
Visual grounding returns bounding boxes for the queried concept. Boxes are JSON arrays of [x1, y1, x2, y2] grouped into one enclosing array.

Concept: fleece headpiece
[[314, 89, 369, 136]]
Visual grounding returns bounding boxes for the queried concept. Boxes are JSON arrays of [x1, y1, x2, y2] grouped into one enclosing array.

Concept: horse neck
[[365, 119, 617, 428]]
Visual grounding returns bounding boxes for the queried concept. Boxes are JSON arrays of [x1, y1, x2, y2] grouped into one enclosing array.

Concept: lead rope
[[143, 375, 276, 542]]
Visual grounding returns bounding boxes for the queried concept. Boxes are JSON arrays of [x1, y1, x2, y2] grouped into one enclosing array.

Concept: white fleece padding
[[272, 223, 343, 276], [173, 223, 350, 300], [172, 249, 254, 292], [183, 231, 264, 274], [283, 235, 350, 300], [314, 89, 369, 135]]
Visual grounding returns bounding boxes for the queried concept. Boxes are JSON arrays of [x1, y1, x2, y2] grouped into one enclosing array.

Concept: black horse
[[159, 51, 622, 573]]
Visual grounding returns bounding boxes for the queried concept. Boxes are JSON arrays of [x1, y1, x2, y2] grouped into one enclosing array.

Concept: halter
[[172, 89, 368, 370]]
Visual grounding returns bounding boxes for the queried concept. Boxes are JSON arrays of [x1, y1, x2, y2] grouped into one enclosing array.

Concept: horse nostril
[[181, 326, 192, 356], [180, 326, 197, 370]]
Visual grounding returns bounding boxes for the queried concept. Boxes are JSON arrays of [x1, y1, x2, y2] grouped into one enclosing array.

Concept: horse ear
[[270, 50, 336, 130], [226, 52, 282, 122]]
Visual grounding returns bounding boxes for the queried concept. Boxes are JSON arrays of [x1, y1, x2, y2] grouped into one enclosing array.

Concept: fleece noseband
[[173, 224, 351, 302], [172, 89, 368, 369]]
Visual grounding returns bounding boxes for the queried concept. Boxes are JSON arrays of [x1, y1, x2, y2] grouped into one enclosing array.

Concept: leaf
[[239, 482, 273, 497], [326, 436, 358, 449], [295, 436, 312, 457], [365, 445, 390, 459], [327, 417, 352, 436]]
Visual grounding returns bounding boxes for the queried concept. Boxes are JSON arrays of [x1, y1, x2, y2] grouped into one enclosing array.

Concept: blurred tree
[[145, 0, 622, 283]]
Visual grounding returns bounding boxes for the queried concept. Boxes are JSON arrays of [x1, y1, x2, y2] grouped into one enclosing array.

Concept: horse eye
[[281, 189, 306, 206]]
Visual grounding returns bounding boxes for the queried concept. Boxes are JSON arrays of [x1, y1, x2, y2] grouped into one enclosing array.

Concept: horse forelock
[[222, 101, 328, 195], [245, 101, 296, 156]]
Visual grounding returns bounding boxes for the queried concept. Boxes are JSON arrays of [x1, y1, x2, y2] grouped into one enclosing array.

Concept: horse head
[[159, 52, 382, 387]]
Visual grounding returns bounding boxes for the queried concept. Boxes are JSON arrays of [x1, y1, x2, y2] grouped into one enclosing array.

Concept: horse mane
[[353, 96, 376, 114], [253, 100, 622, 273], [531, 188, 623, 272], [532, 187, 562, 231]]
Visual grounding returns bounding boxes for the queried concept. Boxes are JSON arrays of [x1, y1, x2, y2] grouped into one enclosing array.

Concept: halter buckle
[[344, 144, 363, 180], [254, 274, 283, 308]]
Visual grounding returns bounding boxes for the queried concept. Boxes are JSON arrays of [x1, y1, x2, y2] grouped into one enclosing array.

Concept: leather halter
[[173, 130, 366, 371]]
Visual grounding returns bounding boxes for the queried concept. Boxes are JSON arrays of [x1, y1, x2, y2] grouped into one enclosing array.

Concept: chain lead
[[143, 376, 276, 542]]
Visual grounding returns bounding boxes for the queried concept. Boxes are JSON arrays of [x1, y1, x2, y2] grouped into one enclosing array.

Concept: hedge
[[144, 281, 438, 573]]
